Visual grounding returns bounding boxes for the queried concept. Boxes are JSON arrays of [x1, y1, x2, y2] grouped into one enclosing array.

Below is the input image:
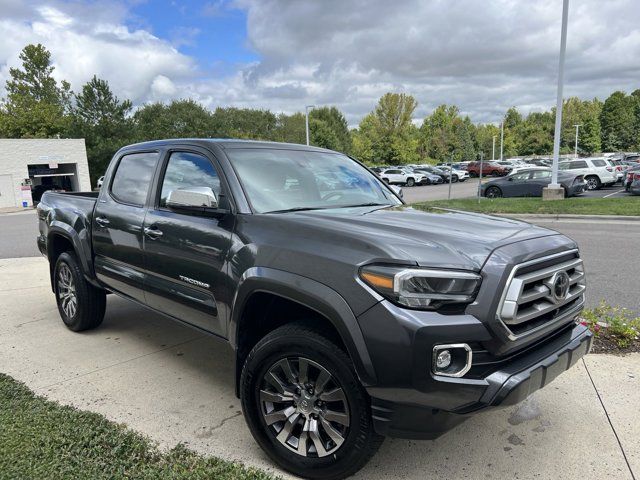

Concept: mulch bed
[[591, 335, 640, 355]]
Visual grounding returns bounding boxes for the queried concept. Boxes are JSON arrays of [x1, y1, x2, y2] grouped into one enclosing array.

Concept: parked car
[[481, 168, 586, 198], [467, 161, 512, 177], [623, 164, 640, 191], [37, 139, 592, 480], [414, 166, 450, 182], [96, 176, 105, 189], [629, 170, 640, 195], [558, 158, 617, 190], [379, 168, 426, 186], [436, 165, 469, 182]]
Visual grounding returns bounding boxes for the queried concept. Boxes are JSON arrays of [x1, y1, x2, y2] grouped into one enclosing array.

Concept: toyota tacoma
[[37, 139, 591, 479]]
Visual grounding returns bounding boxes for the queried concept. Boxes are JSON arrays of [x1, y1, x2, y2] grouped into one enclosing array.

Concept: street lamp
[[574, 124, 582, 158], [547, 0, 570, 198], [492, 135, 497, 161], [305, 105, 315, 146], [499, 122, 504, 161]]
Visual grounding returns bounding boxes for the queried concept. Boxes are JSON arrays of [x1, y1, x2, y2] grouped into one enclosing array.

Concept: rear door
[[527, 170, 552, 196], [142, 148, 234, 335], [93, 151, 161, 303]]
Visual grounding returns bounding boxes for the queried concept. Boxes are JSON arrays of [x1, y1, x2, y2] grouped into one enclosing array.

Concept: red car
[[466, 161, 512, 177]]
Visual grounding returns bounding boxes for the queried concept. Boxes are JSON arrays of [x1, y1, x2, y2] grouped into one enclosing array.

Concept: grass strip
[[0, 373, 277, 480]]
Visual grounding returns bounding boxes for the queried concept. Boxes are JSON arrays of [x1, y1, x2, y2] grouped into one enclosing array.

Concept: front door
[[142, 149, 234, 335], [93, 151, 161, 303]]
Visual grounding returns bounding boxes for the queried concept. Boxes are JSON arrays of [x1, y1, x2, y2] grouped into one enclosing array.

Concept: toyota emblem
[[550, 271, 571, 303]]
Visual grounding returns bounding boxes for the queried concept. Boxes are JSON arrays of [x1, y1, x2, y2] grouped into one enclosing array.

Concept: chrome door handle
[[95, 217, 110, 227], [144, 227, 163, 239]]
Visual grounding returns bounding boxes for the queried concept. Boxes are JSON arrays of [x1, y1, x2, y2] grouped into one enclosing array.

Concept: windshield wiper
[[340, 203, 392, 208], [265, 206, 329, 214]]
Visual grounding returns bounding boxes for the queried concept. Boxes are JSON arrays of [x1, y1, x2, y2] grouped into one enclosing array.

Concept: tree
[[274, 112, 306, 144], [600, 91, 636, 151], [0, 44, 70, 138], [309, 106, 351, 153], [134, 99, 215, 140], [211, 107, 277, 139], [70, 76, 133, 183], [352, 93, 418, 164]]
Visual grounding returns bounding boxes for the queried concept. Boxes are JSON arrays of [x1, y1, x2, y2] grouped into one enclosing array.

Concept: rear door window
[[111, 152, 160, 206], [569, 161, 588, 169]]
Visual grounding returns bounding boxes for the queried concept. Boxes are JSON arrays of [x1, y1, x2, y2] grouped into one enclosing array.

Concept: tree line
[[1, 44, 639, 184]]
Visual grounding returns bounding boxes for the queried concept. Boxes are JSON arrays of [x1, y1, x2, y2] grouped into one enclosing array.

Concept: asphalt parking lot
[[0, 257, 638, 480]]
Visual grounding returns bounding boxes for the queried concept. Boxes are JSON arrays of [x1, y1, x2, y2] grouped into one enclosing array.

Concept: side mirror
[[390, 185, 403, 198], [507, 177, 514, 181], [166, 187, 224, 215]]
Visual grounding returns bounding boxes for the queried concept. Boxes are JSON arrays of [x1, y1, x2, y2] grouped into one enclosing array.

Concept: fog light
[[432, 343, 472, 378], [436, 350, 452, 369]]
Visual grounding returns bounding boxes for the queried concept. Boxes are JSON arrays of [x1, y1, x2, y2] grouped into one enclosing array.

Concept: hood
[[271, 205, 562, 271]]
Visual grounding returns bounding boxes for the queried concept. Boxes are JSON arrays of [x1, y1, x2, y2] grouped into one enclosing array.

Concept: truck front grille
[[497, 250, 585, 338]]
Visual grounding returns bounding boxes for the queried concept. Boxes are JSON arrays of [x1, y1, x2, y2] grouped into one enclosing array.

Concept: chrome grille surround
[[497, 249, 585, 340]]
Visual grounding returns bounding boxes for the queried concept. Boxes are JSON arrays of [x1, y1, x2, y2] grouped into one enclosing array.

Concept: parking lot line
[[603, 189, 625, 198]]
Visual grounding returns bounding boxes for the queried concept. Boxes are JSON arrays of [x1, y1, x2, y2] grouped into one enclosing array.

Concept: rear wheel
[[54, 252, 106, 332], [585, 176, 601, 190], [485, 186, 502, 198], [491, 170, 499, 176], [241, 324, 383, 480], [469, 171, 477, 178], [451, 175, 459, 183], [405, 177, 415, 187]]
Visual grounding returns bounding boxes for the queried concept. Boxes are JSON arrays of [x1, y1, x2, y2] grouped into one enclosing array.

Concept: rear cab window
[[110, 152, 160, 206]]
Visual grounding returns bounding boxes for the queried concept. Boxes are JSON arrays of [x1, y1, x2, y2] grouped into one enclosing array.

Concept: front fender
[[230, 267, 377, 387]]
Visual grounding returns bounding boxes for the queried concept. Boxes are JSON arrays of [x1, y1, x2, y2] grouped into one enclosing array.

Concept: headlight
[[359, 265, 481, 310]]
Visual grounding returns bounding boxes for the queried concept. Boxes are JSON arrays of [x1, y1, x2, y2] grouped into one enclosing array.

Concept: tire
[[491, 170, 499, 177], [485, 186, 502, 198], [54, 252, 106, 332], [451, 175, 459, 183], [382, 178, 390, 184], [469, 171, 477, 178], [240, 323, 384, 480], [585, 176, 601, 190], [405, 177, 415, 187]]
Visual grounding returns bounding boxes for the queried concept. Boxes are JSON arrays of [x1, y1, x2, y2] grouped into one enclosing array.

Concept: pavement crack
[[582, 358, 636, 480], [196, 411, 242, 438]]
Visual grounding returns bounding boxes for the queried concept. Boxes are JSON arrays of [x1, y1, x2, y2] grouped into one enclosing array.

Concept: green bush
[[580, 301, 640, 348]]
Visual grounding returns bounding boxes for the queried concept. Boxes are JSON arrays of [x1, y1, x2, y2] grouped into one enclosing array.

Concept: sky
[[1, 0, 639, 126]]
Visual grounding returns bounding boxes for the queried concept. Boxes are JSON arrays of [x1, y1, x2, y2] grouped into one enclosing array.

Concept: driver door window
[[159, 152, 221, 208]]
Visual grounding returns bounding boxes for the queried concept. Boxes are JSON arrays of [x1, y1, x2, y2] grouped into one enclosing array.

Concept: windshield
[[226, 148, 402, 213]]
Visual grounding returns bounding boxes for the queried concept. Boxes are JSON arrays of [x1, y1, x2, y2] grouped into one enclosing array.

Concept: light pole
[[492, 135, 497, 161], [499, 122, 504, 161], [305, 105, 315, 146], [548, 0, 570, 195], [574, 124, 582, 158]]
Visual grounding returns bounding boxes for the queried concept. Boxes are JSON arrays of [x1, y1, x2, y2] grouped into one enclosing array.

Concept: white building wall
[[0, 139, 91, 208]]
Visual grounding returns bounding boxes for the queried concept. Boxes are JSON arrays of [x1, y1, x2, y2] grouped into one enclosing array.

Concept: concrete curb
[[494, 213, 640, 221]]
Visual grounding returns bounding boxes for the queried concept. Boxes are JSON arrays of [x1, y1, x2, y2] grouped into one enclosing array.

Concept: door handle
[[95, 217, 110, 227], [144, 227, 163, 239]]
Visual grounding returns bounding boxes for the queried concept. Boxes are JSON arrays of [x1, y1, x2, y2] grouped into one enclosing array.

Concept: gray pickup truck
[[37, 139, 591, 480]]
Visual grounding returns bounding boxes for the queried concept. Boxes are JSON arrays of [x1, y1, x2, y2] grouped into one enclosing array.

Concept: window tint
[[111, 152, 159, 206], [159, 152, 221, 207], [531, 170, 551, 179], [511, 172, 530, 181], [591, 159, 606, 167], [569, 160, 588, 169]]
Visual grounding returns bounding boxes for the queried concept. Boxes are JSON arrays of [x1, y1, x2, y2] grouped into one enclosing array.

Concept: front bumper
[[367, 321, 592, 439]]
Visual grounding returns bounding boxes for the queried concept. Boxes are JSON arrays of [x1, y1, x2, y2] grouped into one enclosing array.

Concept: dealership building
[[0, 139, 91, 208]]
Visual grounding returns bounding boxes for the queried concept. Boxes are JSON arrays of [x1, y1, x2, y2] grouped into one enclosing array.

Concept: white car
[[96, 176, 104, 189], [509, 165, 550, 175], [439, 165, 469, 182], [379, 168, 426, 187], [558, 158, 618, 190]]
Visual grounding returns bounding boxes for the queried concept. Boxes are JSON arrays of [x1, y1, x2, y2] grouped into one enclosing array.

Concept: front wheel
[[54, 252, 106, 331], [405, 177, 415, 187], [241, 324, 383, 480], [451, 175, 459, 183], [485, 186, 503, 198]]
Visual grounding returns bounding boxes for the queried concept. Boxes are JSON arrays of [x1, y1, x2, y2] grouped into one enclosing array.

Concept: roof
[[119, 138, 335, 153]]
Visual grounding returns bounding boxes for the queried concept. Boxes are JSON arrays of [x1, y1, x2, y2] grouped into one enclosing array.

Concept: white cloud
[[1, 0, 639, 125]]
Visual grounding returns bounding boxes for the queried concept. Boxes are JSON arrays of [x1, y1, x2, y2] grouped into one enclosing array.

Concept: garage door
[[0, 175, 16, 208]]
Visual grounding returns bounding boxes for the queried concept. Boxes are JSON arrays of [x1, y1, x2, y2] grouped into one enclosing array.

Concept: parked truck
[[37, 139, 591, 479]]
